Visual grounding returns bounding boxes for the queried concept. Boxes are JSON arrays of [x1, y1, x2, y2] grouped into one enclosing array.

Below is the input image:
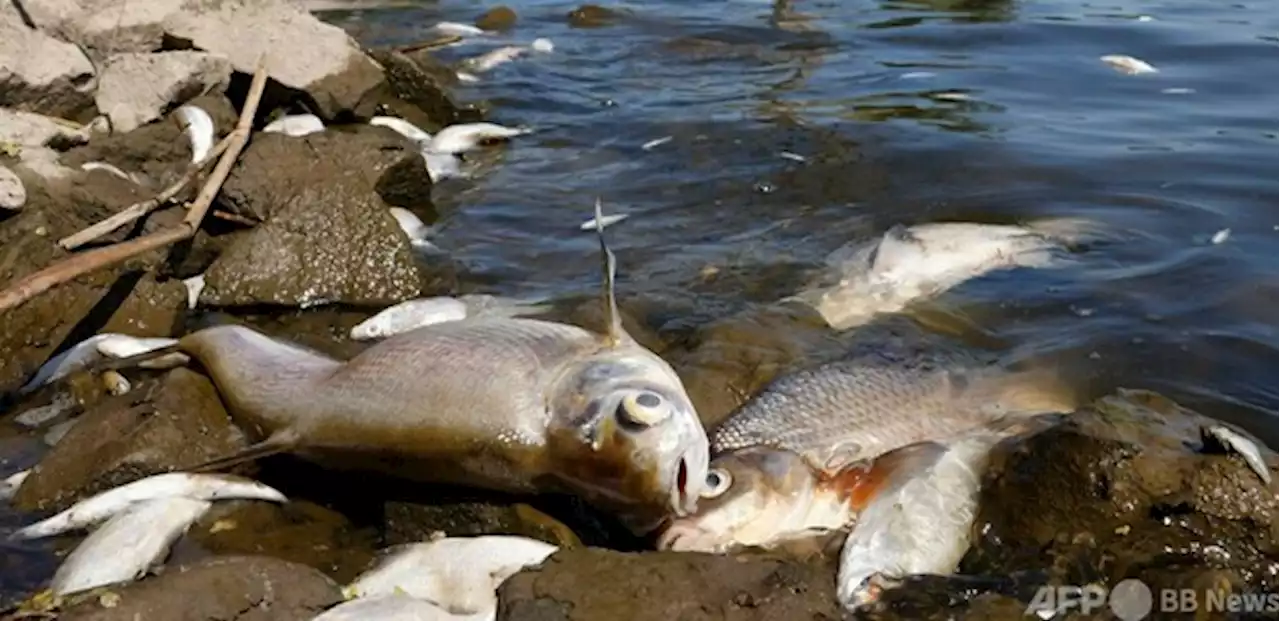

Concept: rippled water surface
[[327, 0, 1277, 438]]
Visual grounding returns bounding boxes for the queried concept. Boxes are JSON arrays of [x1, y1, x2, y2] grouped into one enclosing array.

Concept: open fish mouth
[[671, 457, 691, 516]]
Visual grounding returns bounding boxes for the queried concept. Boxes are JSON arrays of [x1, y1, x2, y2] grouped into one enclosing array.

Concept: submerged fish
[[106, 200, 710, 529], [50, 496, 212, 596], [344, 535, 557, 615], [786, 219, 1107, 332]]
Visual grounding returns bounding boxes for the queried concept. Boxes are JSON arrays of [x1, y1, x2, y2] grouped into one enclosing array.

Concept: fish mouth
[[670, 457, 691, 517], [656, 521, 727, 553]]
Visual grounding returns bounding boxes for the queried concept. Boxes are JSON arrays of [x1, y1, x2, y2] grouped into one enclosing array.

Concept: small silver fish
[[50, 496, 212, 596], [263, 114, 326, 137], [313, 594, 478, 621], [787, 219, 1106, 332], [349, 295, 553, 341]]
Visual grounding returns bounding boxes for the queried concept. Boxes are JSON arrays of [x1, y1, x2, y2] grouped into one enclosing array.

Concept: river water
[[324, 0, 1277, 440]]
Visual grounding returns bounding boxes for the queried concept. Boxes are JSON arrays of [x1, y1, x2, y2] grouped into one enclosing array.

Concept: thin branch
[[0, 62, 269, 314], [394, 34, 462, 54], [58, 136, 233, 250]]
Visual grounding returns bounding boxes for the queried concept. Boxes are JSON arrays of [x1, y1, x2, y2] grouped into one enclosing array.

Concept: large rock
[[0, 5, 96, 117], [12, 368, 250, 512], [497, 548, 842, 621], [0, 107, 89, 180], [95, 51, 232, 133], [58, 555, 342, 621], [162, 0, 384, 120], [199, 130, 428, 308]]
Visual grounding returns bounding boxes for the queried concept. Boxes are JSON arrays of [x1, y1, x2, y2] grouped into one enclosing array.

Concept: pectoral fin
[[823, 441, 947, 511], [184, 429, 299, 473]]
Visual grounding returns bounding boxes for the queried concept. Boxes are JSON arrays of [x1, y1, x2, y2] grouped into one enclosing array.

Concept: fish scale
[[709, 350, 1056, 471]]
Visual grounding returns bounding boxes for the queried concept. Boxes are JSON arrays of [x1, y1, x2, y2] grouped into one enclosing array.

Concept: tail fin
[[183, 430, 298, 474]]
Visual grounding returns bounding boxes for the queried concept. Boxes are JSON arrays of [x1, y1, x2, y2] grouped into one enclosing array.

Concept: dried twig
[[394, 34, 463, 54], [211, 209, 258, 226], [58, 136, 233, 250], [0, 62, 269, 314]]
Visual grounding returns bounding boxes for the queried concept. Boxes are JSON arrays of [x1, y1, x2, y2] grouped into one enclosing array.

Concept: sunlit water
[[1, 0, 1276, 605], [330, 0, 1277, 436]]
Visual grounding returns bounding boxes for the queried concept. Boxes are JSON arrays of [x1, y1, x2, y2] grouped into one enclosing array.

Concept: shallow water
[[2, 0, 1277, 608], [327, 0, 1277, 437]]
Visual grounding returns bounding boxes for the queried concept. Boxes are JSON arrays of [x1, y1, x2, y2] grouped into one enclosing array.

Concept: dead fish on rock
[[10, 472, 287, 540], [313, 594, 473, 621], [349, 294, 553, 341], [0, 469, 30, 502], [104, 200, 710, 529], [80, 161, 144, 185], [49, 497, 212, 596], [175, 104, 215, 165], [342, 535, 557, 616], [786, 219, 1109, 332], [389, 206, 442, 253], [659, 346, 1077, 553], [19, 333, 186, 395], [263, 113, 326, 137]]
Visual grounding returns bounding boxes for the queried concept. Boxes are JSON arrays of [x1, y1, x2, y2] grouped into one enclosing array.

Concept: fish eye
[[616, 391, 670, 427], [701, 468, 732, 498]]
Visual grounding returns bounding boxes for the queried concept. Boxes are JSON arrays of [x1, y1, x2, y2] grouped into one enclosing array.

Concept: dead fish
[[1204, 424, 1274, 485], [579, 212, 629, 231], [658, 445, 927, 554], [456, 38, 555, 80], [175, 105, 214, 165], [343, 535, 557, 614], [428, 122, 532, 155], [14, 393, 77, 428], [708, 347, 1076, 472], [80, 161, 142, 185], [432, 21, 488, 37], [1100, 54, 1158, 75], [183, 274, 206, 309], [111, 200, 710, 529], [370, 116, 433, 144], [0, 469, 30, 502], [19, 333, 185, 395], [0, 163, 23, 210], [388, 206, 442, 252], [50, 496, 211, 596], [11, 472, 286, 540], [786, 219, 1107, 332], [313, 594, 478, 621], [349, 295, 554, 341], [263, 113, 326, 137]]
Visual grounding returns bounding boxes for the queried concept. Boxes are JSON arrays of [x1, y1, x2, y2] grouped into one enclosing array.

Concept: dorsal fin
[[594, 197, 626, 347]]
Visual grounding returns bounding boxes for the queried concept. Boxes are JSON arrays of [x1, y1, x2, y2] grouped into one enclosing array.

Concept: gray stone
[[0, 107, 88, 179], [0, 4, 96, 117], [95, 51, 232, 133], [0, 164, 24, 210]]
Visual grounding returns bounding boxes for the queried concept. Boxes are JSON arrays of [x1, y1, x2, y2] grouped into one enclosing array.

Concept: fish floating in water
[[369, 118, 533, 182], [101, 200, 710, 531], [9, 473, 288, 596], [785, 218, 1109, 332], [456, 38, 555, 82]]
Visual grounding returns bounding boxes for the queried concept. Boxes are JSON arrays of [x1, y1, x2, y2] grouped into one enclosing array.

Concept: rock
[[566, 4, 625, 28], [95, 51, 232, 133], [369, 49, 486, 131], [162, 0, 384, 120], [475, 6, 518, 31], [199, 130, 427, 308], [0, 107, 90, 180], [0, 163, 24, 209], [12, 368, 249, 512], [383, 496, 626, 550], [58, 555, 342, 621], [963, 389, 1278, 593], [374, 153, 437, 213], [497, 548, 842, 620], [0, 6, 96, 117]]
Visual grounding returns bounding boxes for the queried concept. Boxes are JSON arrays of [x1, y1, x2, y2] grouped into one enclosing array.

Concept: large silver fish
[[106, 201, 710, 531]]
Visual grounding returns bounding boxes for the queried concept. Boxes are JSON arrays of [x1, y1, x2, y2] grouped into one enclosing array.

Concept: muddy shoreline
[[1, 0, 1277, 619]]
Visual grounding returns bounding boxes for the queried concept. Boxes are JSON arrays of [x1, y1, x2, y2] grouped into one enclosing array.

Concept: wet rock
[[186, 500, 378, 583], [566, 4, 625, 28], [162, 0, 385, 120], [384, 497, 625, 550], [497, 548, 842, 620], [369, 49, 486, 131], [476, 6, 518, 31], [0, 163, 24, 209], [374, 152, 437, 212], [95, 51, 232, 133], [0, 7, 96, 118], [957, 389, 1278, 607], [0, 107, 89, 180], [57, 555, 342, 621], [200, 170, 426, 306], [12, 368, 249, 512]]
